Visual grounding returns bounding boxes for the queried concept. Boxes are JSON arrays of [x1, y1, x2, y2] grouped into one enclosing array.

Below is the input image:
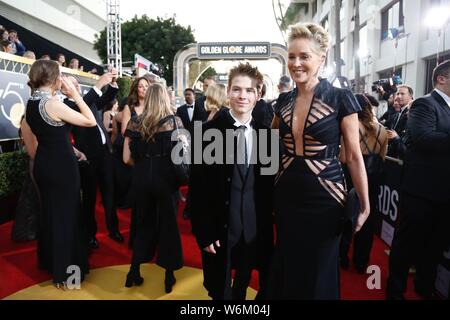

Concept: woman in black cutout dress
[[267, 23, 370, 300], [123, 83, 185, 293], [24, 60, 97, 286]]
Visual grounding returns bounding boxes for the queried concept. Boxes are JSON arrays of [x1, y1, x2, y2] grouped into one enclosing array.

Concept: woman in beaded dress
[[23, 60, 96, 288]]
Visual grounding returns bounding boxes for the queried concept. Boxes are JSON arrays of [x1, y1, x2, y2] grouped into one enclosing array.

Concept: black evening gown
[[25, 92, 89, 283], [267, 79, 360, 300], [125, 115, 183, 271]]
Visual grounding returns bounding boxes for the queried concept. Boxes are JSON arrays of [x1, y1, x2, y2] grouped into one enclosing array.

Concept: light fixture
[[425, 6, 450, 29]]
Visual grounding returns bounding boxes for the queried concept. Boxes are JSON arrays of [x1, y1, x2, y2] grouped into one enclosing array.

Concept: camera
[[371, 76, 402, 98]]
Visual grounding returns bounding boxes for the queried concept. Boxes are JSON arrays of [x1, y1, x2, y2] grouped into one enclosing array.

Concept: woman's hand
[[203, 240, 221, 254], [386, 129, 398, 140], [355, 204, 370, 233], [61, 76, 80, 100]]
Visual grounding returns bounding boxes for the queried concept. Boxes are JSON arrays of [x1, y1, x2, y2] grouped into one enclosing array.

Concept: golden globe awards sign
[[197, 42, 271, 59], [0, 71, 30, 141]]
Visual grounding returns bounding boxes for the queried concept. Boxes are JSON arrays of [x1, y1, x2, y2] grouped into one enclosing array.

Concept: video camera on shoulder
[[371, 75, 402, 99]]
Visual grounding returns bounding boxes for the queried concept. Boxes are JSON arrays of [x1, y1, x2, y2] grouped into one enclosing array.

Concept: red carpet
[[0, 187, 420, 300]]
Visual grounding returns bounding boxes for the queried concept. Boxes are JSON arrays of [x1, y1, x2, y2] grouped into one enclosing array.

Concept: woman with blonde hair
[[204, 83, 228, 121], [268, 22, 369, 299], [123, 83, 186, 293]]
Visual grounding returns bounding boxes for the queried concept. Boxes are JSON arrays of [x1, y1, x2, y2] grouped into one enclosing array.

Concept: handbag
[[345, 188, 360, 232], [337, 188, 360, 236], [171, 115, 190, 186]]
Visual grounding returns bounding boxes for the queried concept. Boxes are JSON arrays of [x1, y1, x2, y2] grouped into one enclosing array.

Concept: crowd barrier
[[0, 51, 98, 141], [374, 156, 450, 298]]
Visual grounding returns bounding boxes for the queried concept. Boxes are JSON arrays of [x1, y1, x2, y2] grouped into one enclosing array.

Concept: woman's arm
[[341, 113, 370, 232], [47, 99, 97, 127], [21, 118, 38, 160], [103, 111, 112, 133], [111, 112, 120, 144], [121, 105, 131, 136], [47, 76, 96, 127], [271, 114, 280, 129], [122, 136, 134, 166], [379, 126, 389, 160]]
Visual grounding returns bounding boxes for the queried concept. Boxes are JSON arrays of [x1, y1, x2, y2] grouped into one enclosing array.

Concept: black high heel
[[125, 272, 144, 288], [164, 270, 176, 293]]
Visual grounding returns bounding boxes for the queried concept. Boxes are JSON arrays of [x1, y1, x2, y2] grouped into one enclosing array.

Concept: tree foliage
[[94, 15, 195, 85]]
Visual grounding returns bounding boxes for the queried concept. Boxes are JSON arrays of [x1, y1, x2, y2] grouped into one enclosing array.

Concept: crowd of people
[[10, 21, 450, 300], [0, 25, 98, 74]]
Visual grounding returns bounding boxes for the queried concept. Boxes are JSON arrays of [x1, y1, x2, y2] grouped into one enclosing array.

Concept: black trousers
[[202, 235, 257, 300], [80, 145, 118, 238], [387, 192, 450, 297]]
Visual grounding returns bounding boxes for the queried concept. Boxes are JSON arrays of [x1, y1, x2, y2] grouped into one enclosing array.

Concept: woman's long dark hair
[[355, 93, 376, 136], [126, 77, 149, 110]]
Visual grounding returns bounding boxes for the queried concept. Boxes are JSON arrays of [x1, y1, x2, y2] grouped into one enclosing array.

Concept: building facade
[[0, 0, 106, 64], [289, 0, 450, 98]]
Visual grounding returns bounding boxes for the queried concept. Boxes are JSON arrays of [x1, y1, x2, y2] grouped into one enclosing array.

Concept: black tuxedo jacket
[[386, 106, 408, 135], [252, 99, 274, 129], [176, 99, 207, 131], [189, 110, 274, 269], [70, 85, 119, 158], [402, 90, 450, 201]]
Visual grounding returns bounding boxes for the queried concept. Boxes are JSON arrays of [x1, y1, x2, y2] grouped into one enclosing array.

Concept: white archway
[[173, 42, 288, 97]]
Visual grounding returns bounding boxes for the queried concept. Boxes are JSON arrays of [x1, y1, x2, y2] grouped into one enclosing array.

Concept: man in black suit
[[68, 71, 123, 248], [176, 88, 206, 131], [385, 85, 413, 158], [190, 63, 275, 300], [387, 60, 450, 299]]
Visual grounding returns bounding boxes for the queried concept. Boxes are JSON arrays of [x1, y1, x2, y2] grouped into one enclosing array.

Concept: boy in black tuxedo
[[190, 63, 275, 300]]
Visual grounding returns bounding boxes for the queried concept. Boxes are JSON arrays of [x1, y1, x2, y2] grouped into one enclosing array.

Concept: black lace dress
[[25, 91, 89, 283], [267, 79, 360, 299], [125, 115, 184, 271]]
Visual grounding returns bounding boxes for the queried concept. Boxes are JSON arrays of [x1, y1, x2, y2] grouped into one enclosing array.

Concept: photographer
[[379, 92, 396, 125]]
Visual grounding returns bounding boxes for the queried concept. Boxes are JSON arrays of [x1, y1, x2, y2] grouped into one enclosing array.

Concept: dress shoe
[[164, 271, 176, 293], [108, 231, 124, 243], [125, 272, 144, 288], [88, 238, 99, 249]]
